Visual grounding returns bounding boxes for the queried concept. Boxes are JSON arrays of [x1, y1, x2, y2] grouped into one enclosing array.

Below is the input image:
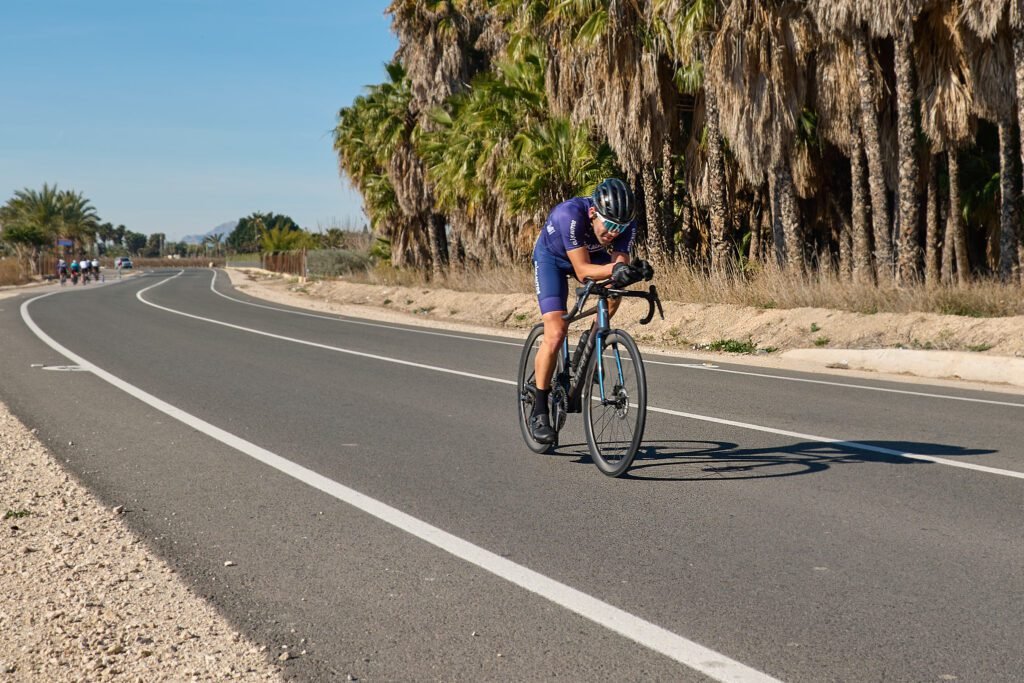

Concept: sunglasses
[[599, 216, 629, 235]]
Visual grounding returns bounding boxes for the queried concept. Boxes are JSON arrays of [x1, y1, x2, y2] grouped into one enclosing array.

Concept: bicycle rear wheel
[[583, 330, 646, 477], [517, 324, 557, 453]]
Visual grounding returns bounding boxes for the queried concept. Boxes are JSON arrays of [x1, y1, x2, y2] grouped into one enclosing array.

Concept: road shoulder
[[0, 401, 283, 681]]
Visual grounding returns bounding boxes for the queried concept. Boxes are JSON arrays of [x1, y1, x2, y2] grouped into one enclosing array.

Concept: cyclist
[[529, 177, 652, 443], [91, 258, 100, 281], [57, 259, 68, 284]]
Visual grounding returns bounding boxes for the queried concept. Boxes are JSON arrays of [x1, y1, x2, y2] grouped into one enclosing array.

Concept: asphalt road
[[2, 269, 1022, 682]]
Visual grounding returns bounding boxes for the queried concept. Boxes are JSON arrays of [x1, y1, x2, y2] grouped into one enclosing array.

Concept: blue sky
[[0, 1, 397, 240]]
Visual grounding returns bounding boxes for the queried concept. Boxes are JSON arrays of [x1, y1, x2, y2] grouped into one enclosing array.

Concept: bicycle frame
[[560, 279, 663, 412]]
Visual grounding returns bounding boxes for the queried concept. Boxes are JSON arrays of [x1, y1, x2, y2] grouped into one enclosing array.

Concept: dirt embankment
[[227, 270, 1024, 359]]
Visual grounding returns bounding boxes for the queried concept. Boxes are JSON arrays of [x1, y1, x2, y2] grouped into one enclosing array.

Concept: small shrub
[[703, 338, 758, 354], [4, 509, 30, 520], [967, 343, 993, 352], [383, 299, 392, 305], [514, 313, 529, 322], [810, 322, 820, 332], [814, 336, 830, 347]]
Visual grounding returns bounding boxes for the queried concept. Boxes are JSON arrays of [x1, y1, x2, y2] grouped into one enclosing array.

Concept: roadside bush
[[307, 249, 372, 278]]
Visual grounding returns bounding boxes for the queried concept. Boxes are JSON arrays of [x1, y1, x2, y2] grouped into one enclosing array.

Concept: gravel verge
[[0, 402, 283, 682]]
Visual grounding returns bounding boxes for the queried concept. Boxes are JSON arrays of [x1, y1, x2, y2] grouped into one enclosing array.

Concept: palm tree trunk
[[894, 23, 920, 284], [850, 146, 874, 284], [998, 119, 1017, 280], [705, 89, 731, 272], [426, 213, 449, 277], [748, 192, 761, 266], [925, 155, 940, 285], [768, 173, 786, 267], [948, 150, 969, 283], [642, 166, 667, 262], [662, 140, 677, 260], [943, 149, 968, 284], [852, 30, 893, 281], [829, 193, 853, 281], [771, 161, 803, 273]]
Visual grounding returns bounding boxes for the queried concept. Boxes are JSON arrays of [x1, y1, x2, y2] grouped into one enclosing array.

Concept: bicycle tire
[[516, 324, 557, 453], [583, 330, 647, 477]]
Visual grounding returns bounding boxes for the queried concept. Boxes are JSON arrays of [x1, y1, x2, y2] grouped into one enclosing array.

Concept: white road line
[[22, 288, 779, 683], [210, 269, 1021, 408], [644, 360, 1024, 409], [145, 272, 1024, 480], [208, 269, 522, 346]]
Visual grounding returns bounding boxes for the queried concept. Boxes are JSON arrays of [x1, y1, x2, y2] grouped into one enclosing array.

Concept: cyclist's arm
[[566, 247, 627, 281]]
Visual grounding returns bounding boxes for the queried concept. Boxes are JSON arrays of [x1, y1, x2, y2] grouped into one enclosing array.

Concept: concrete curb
[[782, 348, 1024, 388]]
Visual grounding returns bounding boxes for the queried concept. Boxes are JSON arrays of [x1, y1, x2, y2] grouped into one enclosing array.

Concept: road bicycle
[[517, 277, 663, 477]]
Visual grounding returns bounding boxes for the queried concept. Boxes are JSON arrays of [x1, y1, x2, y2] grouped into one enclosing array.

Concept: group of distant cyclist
[[57, 258, 102, 286]]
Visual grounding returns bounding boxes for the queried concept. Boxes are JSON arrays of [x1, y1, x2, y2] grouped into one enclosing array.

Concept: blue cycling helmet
[[591, 177, 636, 225]]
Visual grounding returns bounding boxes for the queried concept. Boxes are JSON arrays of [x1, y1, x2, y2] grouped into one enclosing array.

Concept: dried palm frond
[[961, 19, 1015, 122], [916, 3, 976, 150], [815, 39, 863, 155], [806, 0, 927, 38], [960, 0, 1011, 39], [707, 0, 812, 184]]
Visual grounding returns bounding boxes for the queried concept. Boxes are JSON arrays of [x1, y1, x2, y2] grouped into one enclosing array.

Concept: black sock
[[533, 389, 550, 417]]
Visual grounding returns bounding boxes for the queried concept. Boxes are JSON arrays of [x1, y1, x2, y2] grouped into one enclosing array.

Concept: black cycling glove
[[612, 262, 635, 286], [631, 259, 655, 282]]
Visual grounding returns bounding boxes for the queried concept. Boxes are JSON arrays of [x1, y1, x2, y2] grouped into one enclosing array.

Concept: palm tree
[[962, 0, 1020, 280], [501, 1, 682, 261], [651, 0, 731, 269], [204, 233, 225, 256], [335, 64, 431, 269], [807, 0, 904, 282], [707, 0, 812, 272], [917, 3, 976, 283], [58, 189, 100, 254]]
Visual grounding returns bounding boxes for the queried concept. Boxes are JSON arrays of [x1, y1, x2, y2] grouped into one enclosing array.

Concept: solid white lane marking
[[142, 273, 1024, 481], [644, 360, 1024, 408], [21, 288, 779, 683], [210, 269, 1022, 409], [207, 269, 522, 346]]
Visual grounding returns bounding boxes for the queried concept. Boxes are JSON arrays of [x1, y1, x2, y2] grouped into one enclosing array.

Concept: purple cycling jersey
[[536, 197, 635, 267]]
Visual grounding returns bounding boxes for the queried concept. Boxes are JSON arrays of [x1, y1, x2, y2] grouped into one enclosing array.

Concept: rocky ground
[[0, 403, 284, 682]]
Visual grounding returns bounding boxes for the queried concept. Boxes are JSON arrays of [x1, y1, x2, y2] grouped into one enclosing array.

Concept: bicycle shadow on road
[[555, 439, 997, 482]]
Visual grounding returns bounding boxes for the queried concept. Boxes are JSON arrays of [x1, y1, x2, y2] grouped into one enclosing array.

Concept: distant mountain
[[181, 220, 238, 245]]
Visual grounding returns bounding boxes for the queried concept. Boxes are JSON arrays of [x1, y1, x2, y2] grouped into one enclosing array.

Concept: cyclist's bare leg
[[534, 310, 568, 390]]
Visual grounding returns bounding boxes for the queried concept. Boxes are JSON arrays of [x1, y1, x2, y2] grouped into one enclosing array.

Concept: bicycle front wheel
[[583, 330, 647, 477]]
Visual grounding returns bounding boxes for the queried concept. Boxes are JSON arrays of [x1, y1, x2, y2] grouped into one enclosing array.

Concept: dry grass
[[343, 259, 1024, 318], [0, 258, 31, 287], [345, 262, 534, 294]]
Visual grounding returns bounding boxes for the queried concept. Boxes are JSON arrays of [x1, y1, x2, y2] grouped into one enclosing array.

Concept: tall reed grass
[[0, 258, 30, 286]]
